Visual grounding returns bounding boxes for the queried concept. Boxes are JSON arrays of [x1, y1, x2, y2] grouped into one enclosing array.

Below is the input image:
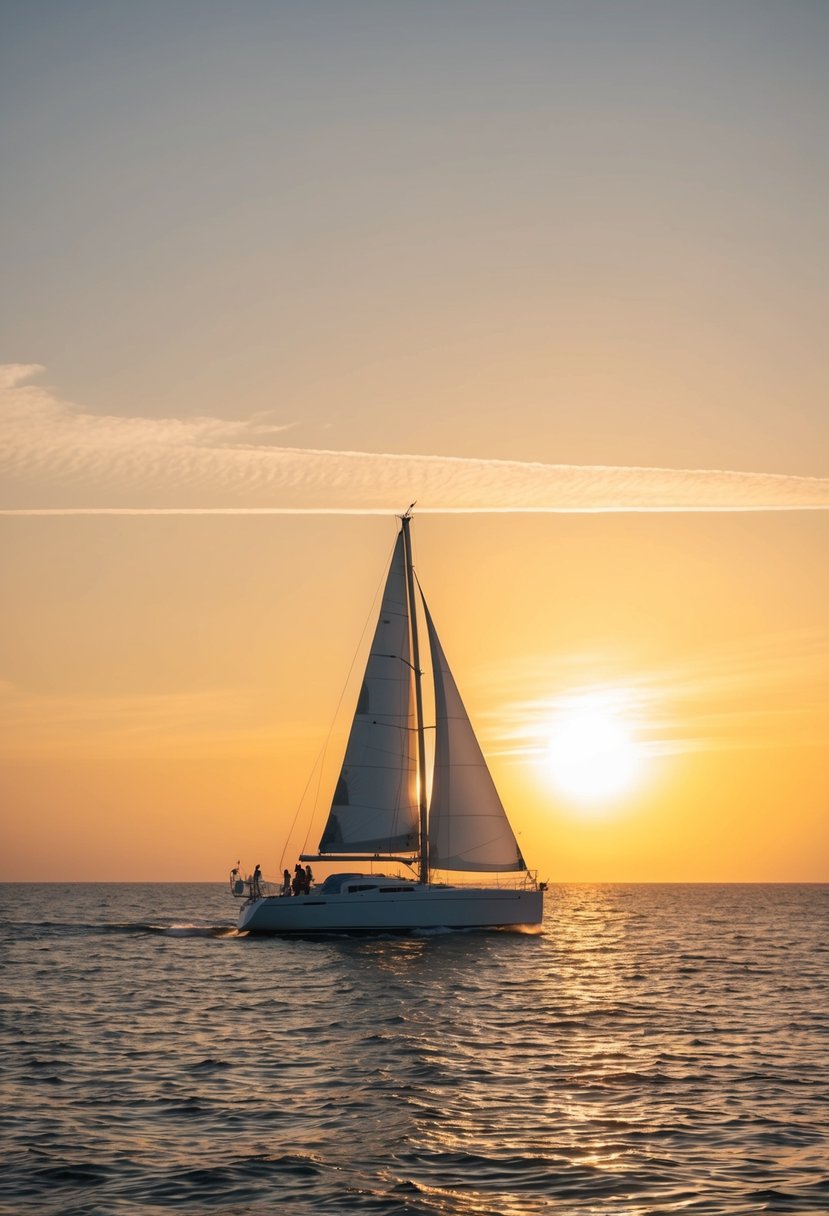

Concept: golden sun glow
[[546, 693, 643, 805]]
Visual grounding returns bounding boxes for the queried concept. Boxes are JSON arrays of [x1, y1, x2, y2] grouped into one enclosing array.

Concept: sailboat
[[235, 511, 545, 933]]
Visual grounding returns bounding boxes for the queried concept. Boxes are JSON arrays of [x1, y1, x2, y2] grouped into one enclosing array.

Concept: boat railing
[[230, 873, 279, 900], [426, 869, 546, 892]]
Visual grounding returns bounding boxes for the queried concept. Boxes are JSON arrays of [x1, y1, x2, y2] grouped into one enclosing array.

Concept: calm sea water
[[1, 883, 827, 1215]]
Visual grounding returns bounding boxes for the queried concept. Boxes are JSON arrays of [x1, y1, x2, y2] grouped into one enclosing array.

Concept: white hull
[[238, 884, 543, 934]]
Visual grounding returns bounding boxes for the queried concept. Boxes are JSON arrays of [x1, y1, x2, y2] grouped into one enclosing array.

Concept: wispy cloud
[[2, 363, 828, 513]]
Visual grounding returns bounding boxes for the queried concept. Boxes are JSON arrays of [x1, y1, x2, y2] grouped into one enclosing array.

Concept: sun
[[546, 693, 642, 803]]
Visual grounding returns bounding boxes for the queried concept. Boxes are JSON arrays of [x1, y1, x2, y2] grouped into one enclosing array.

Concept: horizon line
[[0, 878, 825, 885]]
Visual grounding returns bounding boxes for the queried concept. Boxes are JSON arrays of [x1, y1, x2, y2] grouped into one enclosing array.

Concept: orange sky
[[1, 510, 826, 882], [1, 3, 827, 881]]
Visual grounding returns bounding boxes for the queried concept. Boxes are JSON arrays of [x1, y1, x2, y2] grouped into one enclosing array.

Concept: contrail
[[2, 504, 829, 516]]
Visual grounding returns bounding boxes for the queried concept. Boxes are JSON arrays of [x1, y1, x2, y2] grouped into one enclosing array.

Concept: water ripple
[[0, 883, 827, 1215]]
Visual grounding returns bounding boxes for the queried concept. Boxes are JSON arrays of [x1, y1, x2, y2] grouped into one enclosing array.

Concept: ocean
[[1, 883, 827, 1215]]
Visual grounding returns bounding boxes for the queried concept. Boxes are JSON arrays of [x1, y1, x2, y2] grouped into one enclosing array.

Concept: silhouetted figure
[[252, 863, 262, 898], [282, 869, 291, 896], [305, 864, 314, 893], [292, 863, 304, 896]]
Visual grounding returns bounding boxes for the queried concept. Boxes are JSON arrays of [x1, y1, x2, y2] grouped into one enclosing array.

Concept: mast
[[401, 509, 429, 884]]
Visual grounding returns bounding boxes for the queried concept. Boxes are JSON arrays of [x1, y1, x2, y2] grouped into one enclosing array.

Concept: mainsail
[[423, 595, 527, 873], [318, 533, 419, 854]]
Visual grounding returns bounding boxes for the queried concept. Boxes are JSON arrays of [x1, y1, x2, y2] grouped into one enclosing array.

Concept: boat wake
[[157, 923, 240, 938], [13, 920, 241, 939]]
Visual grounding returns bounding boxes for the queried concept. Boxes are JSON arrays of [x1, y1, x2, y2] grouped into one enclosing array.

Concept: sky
[[1, 0, 827, 882]]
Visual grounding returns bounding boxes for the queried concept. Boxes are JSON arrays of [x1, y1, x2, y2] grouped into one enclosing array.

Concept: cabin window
[[318, 874, 361, 893]]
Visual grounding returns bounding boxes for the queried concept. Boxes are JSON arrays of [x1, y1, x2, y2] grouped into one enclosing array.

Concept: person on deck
[[252, 864, 262, 898], [292, 863, 304, 896], [282, 869, 291, 896], [305, 864, 314, 893]]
